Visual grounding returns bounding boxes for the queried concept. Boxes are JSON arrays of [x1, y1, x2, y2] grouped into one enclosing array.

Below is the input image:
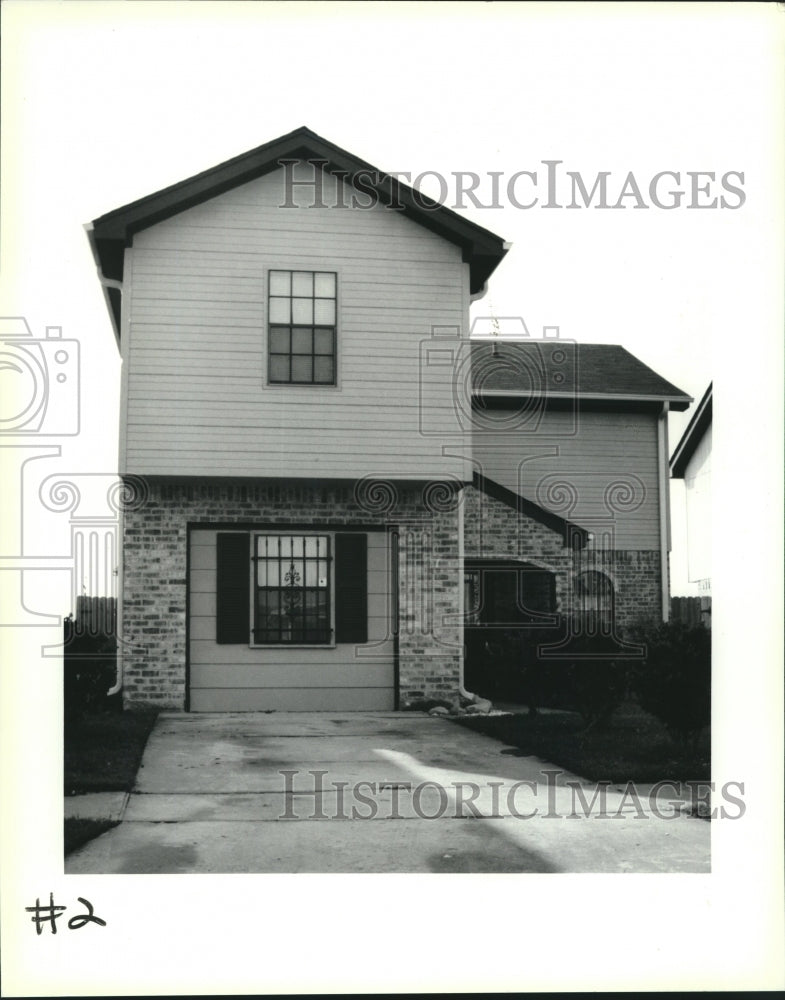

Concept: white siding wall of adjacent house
[[121, 164, 470, 480], [189, 528, 395, 711], [472, 408, 661, 550], [683, 423, 711, 590]]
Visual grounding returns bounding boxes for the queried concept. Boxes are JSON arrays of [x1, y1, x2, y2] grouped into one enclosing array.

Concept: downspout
[[657, 402, 671, 622], [106, 500, 124, 697], [85, 223, 125, 695], [461, 261, 485, 702], [456, 483, 479, 703]]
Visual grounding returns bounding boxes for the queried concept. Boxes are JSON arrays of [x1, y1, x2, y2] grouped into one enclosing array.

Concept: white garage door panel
[[188, 527, 395, 711], [189, 686, 395, 713], [190, 658, 394, 688], [190, 638, 394, 666]]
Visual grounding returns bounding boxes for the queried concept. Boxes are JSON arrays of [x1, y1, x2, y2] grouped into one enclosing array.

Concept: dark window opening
[[465, 565, 556, 626]]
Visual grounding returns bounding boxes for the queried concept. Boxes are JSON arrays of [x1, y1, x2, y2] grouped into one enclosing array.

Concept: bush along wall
[[632, 621, 711, 740], [63, 609, 119, 725], [465, 612, 637, 725]]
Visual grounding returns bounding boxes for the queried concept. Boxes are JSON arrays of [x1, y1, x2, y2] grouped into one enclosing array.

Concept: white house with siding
[[87, 126, 691, 712], [670, 382, 712, 600]]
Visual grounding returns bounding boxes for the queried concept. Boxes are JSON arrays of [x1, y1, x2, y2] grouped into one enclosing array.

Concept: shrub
[[633, 621, 711, 739], [535, 621, 632, 725], [465, 615, 633, 725], [63, 614, 119, 725]]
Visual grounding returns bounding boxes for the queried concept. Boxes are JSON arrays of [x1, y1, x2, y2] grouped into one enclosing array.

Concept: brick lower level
[[120, 479, 463, 709], [118, 478, 665, 709]]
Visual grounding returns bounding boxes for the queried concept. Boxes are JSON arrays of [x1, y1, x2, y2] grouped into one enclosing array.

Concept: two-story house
[[87, 126, 691, 712]]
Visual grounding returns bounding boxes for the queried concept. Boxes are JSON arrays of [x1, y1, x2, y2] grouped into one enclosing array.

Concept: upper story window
[[268, 270, 337, 385]]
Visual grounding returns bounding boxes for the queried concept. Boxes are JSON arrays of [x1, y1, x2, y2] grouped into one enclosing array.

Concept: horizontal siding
[[473, 408, 661, 549], [188, 529, 395, 711], [188, 640, 394, 667], [188, 660, 394, 686], [124, 165, 468, 479], [189, 687, 394, 712]]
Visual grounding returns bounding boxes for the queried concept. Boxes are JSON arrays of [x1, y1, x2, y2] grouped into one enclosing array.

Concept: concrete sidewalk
[[65, 712, 710, 874]]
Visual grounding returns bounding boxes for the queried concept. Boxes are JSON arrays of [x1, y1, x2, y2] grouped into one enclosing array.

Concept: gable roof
[[87, 125, 509, 334], [670, 382, 712, 477], [470, 341, 692, 410]]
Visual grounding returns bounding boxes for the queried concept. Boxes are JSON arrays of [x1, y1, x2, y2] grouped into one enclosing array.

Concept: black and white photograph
[[1, 1, 782, 994]]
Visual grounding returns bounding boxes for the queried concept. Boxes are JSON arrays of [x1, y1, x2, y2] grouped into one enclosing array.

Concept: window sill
[[250, 643, 337, 650], [264, 381, 339, 389]]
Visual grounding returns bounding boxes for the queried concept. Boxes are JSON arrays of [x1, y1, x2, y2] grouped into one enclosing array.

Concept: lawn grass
[[453, 701, 710, 784], [64, 708, 158, 857], [65, 708, 159, 795], [64, 818, 120, 855]]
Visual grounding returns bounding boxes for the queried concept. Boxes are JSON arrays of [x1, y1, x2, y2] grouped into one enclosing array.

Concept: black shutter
[[216, 532, 250, 644], [335, 533, 367, 644]]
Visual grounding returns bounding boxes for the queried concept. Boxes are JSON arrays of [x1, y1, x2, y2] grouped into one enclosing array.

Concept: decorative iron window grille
[[268, 270, 337, 384], [253, 534, 332, 644]]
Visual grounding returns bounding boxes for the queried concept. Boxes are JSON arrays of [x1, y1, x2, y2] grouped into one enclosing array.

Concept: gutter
[[473, 389, 693, 408], [670, 382, 712, 478], [657, 402, 671, 622]]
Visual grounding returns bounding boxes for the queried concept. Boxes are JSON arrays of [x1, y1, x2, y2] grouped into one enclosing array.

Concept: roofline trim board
[[670, 382, 713, 477], [472, 471, 588, 548], [88, 125, 508, 296], [473, 389, 693, 409]]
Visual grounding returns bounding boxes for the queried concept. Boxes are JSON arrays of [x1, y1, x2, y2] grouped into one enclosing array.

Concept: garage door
[[188, 528, 395, 710]]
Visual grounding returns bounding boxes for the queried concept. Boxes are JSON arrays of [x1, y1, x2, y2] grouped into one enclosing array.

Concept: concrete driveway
[[66, 712, 710, 874]]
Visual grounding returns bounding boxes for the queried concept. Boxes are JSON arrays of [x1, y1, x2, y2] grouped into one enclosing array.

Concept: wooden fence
[[70, 595, 117, 636], [670, 595, 711, 628]]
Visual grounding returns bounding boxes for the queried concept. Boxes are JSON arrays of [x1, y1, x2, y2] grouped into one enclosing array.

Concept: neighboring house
[[87, 126, 691, 712], [670, 382, 712, 602]]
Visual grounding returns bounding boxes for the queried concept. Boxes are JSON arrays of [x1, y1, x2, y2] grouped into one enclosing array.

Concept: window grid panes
[[268, 270, 337, 384], [254, 534, 332, 644]]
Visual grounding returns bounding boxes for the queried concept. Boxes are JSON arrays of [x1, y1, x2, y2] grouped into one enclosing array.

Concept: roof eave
[[84, 222, 121, 349], [89, 125, 508, 294], [670, 383, 713, 477], [473, 390, 693, 411], [473, 472, 589, 547]]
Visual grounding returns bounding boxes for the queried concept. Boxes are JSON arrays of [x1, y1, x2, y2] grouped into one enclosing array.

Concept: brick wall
[[463, 484, 574, 611], [463, 483, 663, 632], [574, 547, 663, 632], [120, 478, 462, 709], [120, 479, 663, 710]]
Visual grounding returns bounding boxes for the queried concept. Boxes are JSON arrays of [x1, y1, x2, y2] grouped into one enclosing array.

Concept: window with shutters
[[253, 534, 332, 644], [215, 531, 368, 647], [214, 530, 370, 647]]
